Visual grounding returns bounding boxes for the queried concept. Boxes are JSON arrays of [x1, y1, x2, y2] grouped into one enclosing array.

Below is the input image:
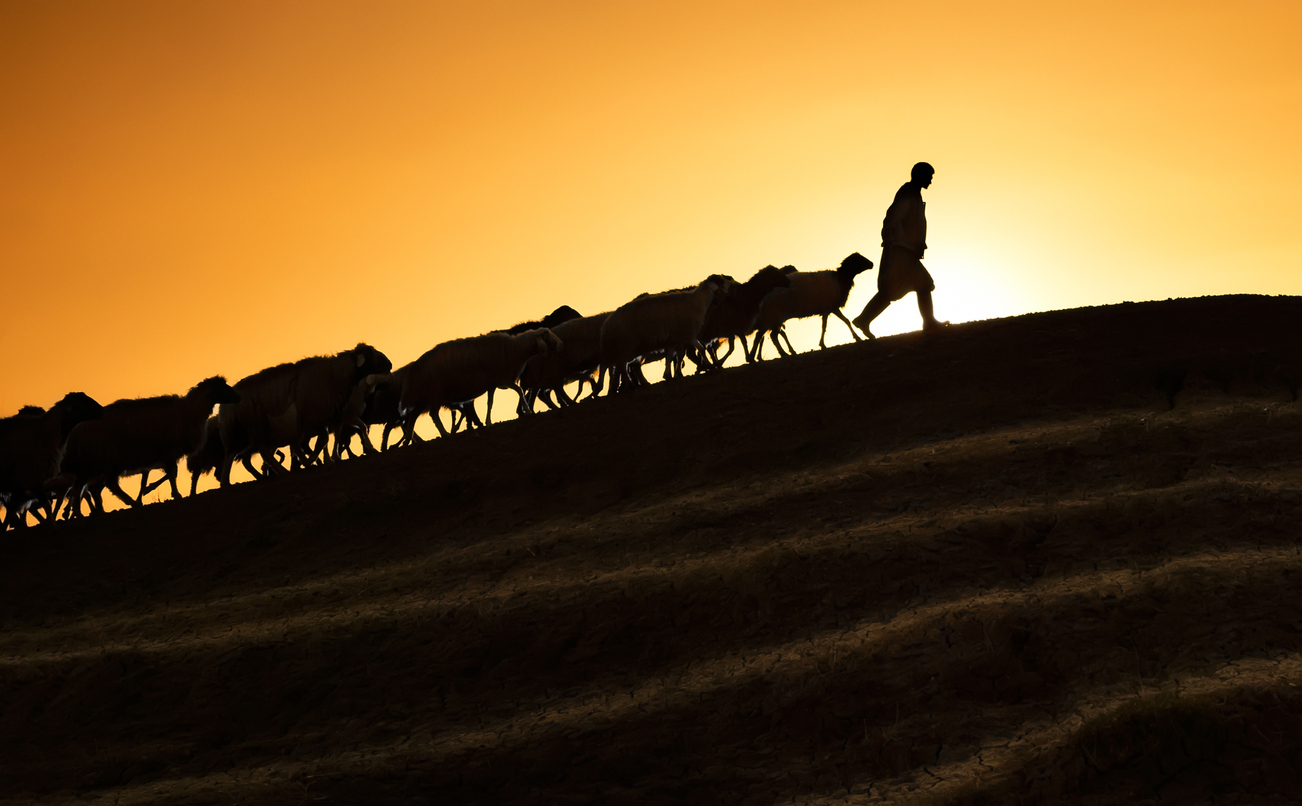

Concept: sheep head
[[351, 343, 393, 378], [192, 376, 241, 406], [838, 252, 874, 278], [747, 264, 792, 294], [52, 392, 103, 440], [527, 328, 564, 356], [542, 305, 582, 328]]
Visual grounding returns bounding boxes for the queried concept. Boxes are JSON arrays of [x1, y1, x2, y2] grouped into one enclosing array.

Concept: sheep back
[[753, 271, 846, 331], [600, 280, 719, 368], [401, 329, 562, 415], [62, 377, 238, 479]]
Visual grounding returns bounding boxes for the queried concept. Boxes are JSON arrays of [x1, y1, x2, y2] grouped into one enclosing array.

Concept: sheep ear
[[356, 354, 366, 367]]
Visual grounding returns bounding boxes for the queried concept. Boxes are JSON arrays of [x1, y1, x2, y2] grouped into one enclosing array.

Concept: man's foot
[[924, 319, 950, 334], [851, 314, 877, 340]]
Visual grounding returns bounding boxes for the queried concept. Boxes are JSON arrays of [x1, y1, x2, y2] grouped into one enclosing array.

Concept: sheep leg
[[259, 449, 288, 477], [737, 333, 752, 363], [308, 435, 326, 465], [555, 385, 576, 407], [431, 410, 451, 438], [217, 454, 235, 487], [48, 489, 69, 521], [778, 327, 798, 357], [751, 331, 767, 362], [353, 425, 376, 456], [189, 471, 201, 497], [106, 478, 139, 508], [165, 466, 183, 500], [769, 329, 788, 358], [61, 486, 82, 519], [714, 338, 734, 367], [686, 346, 712, 375], [484, 390, 495, 426], [294, 434, 321, 468], [631, 360, 650, 387], [89, 484, 106, 515], [140, 467, 173, 498], [831, 309, 862, 342], [511, 386, 530, 417]]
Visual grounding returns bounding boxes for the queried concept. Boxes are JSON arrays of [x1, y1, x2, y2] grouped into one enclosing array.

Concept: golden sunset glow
[[2, 1, 1300, 415]]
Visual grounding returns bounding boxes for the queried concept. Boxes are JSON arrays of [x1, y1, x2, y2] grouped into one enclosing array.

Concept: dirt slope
[[2, 295, 1301, 804]]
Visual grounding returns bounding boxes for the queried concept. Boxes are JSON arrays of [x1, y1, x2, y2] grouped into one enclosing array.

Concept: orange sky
[[3, 0, 1300, 415]]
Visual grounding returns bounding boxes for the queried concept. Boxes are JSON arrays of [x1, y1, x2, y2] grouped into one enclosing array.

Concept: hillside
[[2, 295, 1301, 805]]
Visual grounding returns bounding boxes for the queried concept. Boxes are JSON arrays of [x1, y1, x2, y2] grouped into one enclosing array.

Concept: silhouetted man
[[852, 162, 947, 339]]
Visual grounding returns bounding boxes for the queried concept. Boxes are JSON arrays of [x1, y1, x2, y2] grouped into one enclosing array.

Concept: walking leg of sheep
[[105, 477, 140, 508], [140, 468, 173, 499], [776, 327, 797, 357], [830, 309, 862, 343]]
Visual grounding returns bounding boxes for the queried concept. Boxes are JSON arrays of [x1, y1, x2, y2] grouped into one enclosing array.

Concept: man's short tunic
[[877, 182, 935, 301]]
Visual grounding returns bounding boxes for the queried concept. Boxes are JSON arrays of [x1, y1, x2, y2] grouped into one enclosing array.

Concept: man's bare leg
[[918, 289, 949, 333], [852, 293, 891, 339]]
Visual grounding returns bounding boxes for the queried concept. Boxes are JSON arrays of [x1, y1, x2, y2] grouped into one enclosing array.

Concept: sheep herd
[[0, 253, 874, 529]]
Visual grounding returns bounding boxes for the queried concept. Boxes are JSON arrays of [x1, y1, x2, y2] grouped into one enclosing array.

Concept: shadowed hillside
[[2, 295, 1301, 805]]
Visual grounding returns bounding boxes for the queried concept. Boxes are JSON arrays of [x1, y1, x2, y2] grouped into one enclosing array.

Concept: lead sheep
[[217, 344, 391, 485], [398, 328, 564, 441], [599, 277, 722, 393], [750, 252, 873, 361], [60, 377, 241, 516], [0, 392, 103, 528]]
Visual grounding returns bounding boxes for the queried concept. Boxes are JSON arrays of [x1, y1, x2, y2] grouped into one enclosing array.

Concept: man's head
[[911, 161, 935, 188]]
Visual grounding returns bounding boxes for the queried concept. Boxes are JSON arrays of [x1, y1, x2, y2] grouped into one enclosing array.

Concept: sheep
[[749, 252, 874, 361], [60, 377, 241, 517], [398, 328, 564, 441], [516, 312, 612, 413], [0, 392, 103, 528], [217, 344, 391, 485], [599, 277, 722, 393], [695, 264, 792, 370]]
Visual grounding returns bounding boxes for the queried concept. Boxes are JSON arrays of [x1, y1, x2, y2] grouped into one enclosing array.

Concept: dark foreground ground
[[2, 295, 1301, 805]]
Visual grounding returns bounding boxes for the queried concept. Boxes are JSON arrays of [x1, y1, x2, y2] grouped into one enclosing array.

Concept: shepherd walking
[[852, 162, 947, 339]]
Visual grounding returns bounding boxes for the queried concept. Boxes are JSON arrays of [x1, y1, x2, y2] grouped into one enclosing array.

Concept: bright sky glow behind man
[[1, 0, 1300, 414]]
